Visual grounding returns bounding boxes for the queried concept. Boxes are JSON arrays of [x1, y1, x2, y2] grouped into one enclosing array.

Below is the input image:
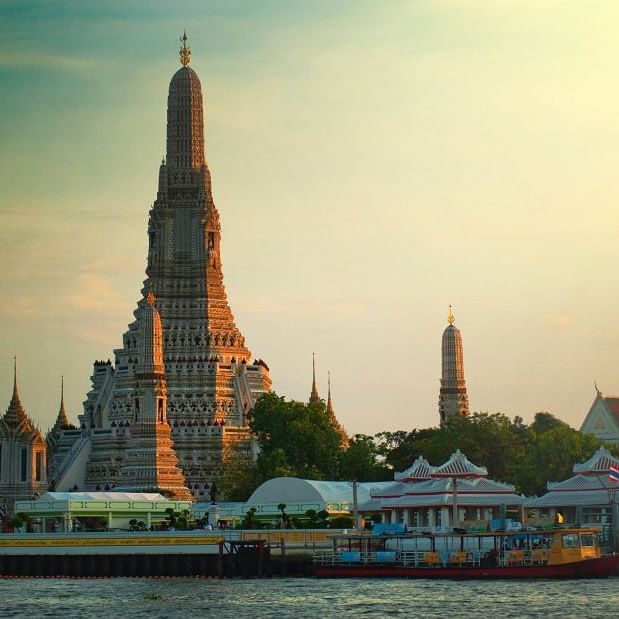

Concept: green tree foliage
[[241, 507, 260, 529], [216, 440, 259, 501], [240, 390, 618, 501], [304, 509, 329, 528], [250, 392, 342, 482], [339, 434, 390, 481]]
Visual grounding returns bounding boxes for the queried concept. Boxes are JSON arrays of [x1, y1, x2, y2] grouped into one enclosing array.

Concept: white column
[[428, 508, 436, 529], [381, 512, 387, 524], [440, 507, 450, 529], [404, 509, 412, 528], [107, 512, 113, 530], [391, 508, 398, 524]]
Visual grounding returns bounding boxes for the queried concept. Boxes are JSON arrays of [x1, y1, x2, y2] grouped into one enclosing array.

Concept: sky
[[1, 0, 619, 435]]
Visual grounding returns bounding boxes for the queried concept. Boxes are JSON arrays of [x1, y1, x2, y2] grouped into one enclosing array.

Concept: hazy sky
[[1, 0, 619, 435]]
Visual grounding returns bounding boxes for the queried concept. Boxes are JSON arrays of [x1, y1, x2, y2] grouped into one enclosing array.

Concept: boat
[[313, 527, 619, 578]]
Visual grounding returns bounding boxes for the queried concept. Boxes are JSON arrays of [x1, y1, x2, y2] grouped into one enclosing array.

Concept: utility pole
[[452, 477, 458, 529], [352, 481, 360, 529]]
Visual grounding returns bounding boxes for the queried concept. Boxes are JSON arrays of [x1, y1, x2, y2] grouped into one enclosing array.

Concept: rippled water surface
[[1, 577, 618, 618]]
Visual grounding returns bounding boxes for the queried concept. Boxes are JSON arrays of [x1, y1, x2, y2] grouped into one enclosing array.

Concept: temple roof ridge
[[394, 455, 435, 481], [432, 449, 488, 478], [572, 446, 619, 475]]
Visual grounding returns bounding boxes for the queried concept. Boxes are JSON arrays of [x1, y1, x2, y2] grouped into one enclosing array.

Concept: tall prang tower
[[50, 35, 272, 501], [438, 307, 470, 425]]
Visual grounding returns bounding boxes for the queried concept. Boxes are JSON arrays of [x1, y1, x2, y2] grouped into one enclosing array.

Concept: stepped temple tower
[[438, 307, 470, 424], [49, 35, 271, 500], [0, 360, 47, 508]]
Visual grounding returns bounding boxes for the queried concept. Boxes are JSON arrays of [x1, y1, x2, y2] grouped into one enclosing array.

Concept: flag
[[609, 464, 619, 483]]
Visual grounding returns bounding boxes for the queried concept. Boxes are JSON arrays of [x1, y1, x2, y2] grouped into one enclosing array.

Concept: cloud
[[542, 314, 574, 329], [0, 52, 103, 71], [68, 274, 129, 316], [236, 296, 366, 315]]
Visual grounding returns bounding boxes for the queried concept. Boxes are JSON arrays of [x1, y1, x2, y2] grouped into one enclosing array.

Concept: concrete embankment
[[0, 532, 319, 578], [0, 551, 314, 578]]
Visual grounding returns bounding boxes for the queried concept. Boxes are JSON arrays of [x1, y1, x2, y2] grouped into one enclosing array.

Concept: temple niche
[[49, 36, 271, 501]]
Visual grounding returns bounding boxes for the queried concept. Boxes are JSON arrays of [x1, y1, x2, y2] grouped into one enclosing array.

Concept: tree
[[375, 411, 619, 497], [216, 439, 259, 501], [241, 507, 260, 529], [304, 509, 329, 528], [250, 392, 342, 482], [339, 434, 390, 481], [277, 503, 289, 528]]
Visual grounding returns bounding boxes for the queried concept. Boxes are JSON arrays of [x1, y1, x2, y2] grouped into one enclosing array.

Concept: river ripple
[[1, 577, 618, 618]]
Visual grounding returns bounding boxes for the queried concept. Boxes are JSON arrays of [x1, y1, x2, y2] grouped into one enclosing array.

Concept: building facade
[[362, 450, 524, 530], [48, 36, 271, 501], [0, 362, 47, 512], [580, 388, 619, 445], [527, 447, 619, 536], [438, 307, 470, 424]]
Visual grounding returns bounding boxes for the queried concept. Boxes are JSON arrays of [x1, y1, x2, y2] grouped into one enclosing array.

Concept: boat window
[[580, 533, 596, 547], [562, 533, 580, 548]]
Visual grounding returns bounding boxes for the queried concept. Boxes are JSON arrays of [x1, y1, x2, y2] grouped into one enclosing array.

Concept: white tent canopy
[[246, 477, 392, 515]]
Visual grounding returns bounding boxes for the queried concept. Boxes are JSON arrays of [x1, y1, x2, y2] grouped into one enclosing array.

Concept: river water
[[1, 577, 618, 618]]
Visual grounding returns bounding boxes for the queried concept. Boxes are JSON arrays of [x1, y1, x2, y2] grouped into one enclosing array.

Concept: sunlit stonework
[[48, 36, 272, 501]]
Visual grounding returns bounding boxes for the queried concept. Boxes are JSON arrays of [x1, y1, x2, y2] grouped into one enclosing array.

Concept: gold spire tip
[[146, 292, 156, 305], [447, 305, 455, 325], [179, 31, 191, 66]]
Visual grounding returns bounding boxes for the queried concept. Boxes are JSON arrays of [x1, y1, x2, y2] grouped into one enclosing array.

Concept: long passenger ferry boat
[[313, 527, 619, 579]]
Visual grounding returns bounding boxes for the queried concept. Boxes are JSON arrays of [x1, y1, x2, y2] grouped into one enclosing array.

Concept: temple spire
[[438, 307, 470, 424], [12, 356, 18, 402], [54, 375, 70, 430], [166, 34, 204, 170], [324, 371, 349, 447], [326, 371, 334, 415], [3, 356, 31, 430], [309, 352, 320, 404]]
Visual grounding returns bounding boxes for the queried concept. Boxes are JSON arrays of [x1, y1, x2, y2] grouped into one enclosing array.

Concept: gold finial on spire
[[179, 31, 191, 66], [447, 305, 455, 325], [146, 292, 156, 305]]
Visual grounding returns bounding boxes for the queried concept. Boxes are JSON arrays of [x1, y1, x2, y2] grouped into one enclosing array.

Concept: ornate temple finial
[[447, 305, 455, 325], [595, 380, 601, 395], [146, 291, 156, 305], [179, 31, 191, 66]]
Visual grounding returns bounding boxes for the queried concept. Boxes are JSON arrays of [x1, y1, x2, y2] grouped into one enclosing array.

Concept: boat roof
[[328, 527, 599, 541]]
